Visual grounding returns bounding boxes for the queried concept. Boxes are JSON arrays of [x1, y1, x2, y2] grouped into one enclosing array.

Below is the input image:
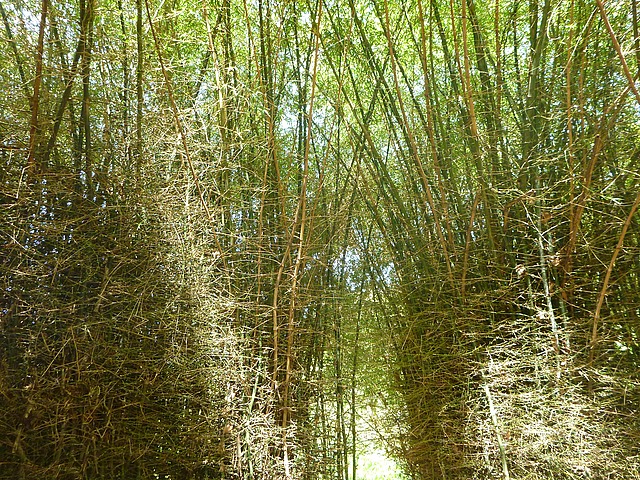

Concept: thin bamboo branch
[[589, 191, 640, 364], [564, 85, 630, 276], [532, 189, 561, 358], [143, 0, 227, 272]]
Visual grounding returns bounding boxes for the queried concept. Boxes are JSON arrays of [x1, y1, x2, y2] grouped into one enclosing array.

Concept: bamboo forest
[[1, 0, 640, 478]]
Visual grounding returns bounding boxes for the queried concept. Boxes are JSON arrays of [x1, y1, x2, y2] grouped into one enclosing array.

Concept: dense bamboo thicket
[[335, 0, 640, 477], [0, 176, 247, 478], [1, 0, 640, 478], [1, 0, 355, 477]]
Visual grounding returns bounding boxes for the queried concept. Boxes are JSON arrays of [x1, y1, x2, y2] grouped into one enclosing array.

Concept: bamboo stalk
[[280, 4, 323, 478], [633, 0, 640, 77], [382, 0, 454, 287], [0, 3, 29, 98], [79, 0, 95, 194], [27, 0, 49, 173], [596, 0, 640, 106], [44, 16, 85, 166], [483, 384, 510, 480], [136, 0, 143, 184], [461, 190, 481, 297]]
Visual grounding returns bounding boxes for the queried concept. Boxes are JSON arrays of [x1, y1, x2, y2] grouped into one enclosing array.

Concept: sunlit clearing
[[357, 449, 406, 480]]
